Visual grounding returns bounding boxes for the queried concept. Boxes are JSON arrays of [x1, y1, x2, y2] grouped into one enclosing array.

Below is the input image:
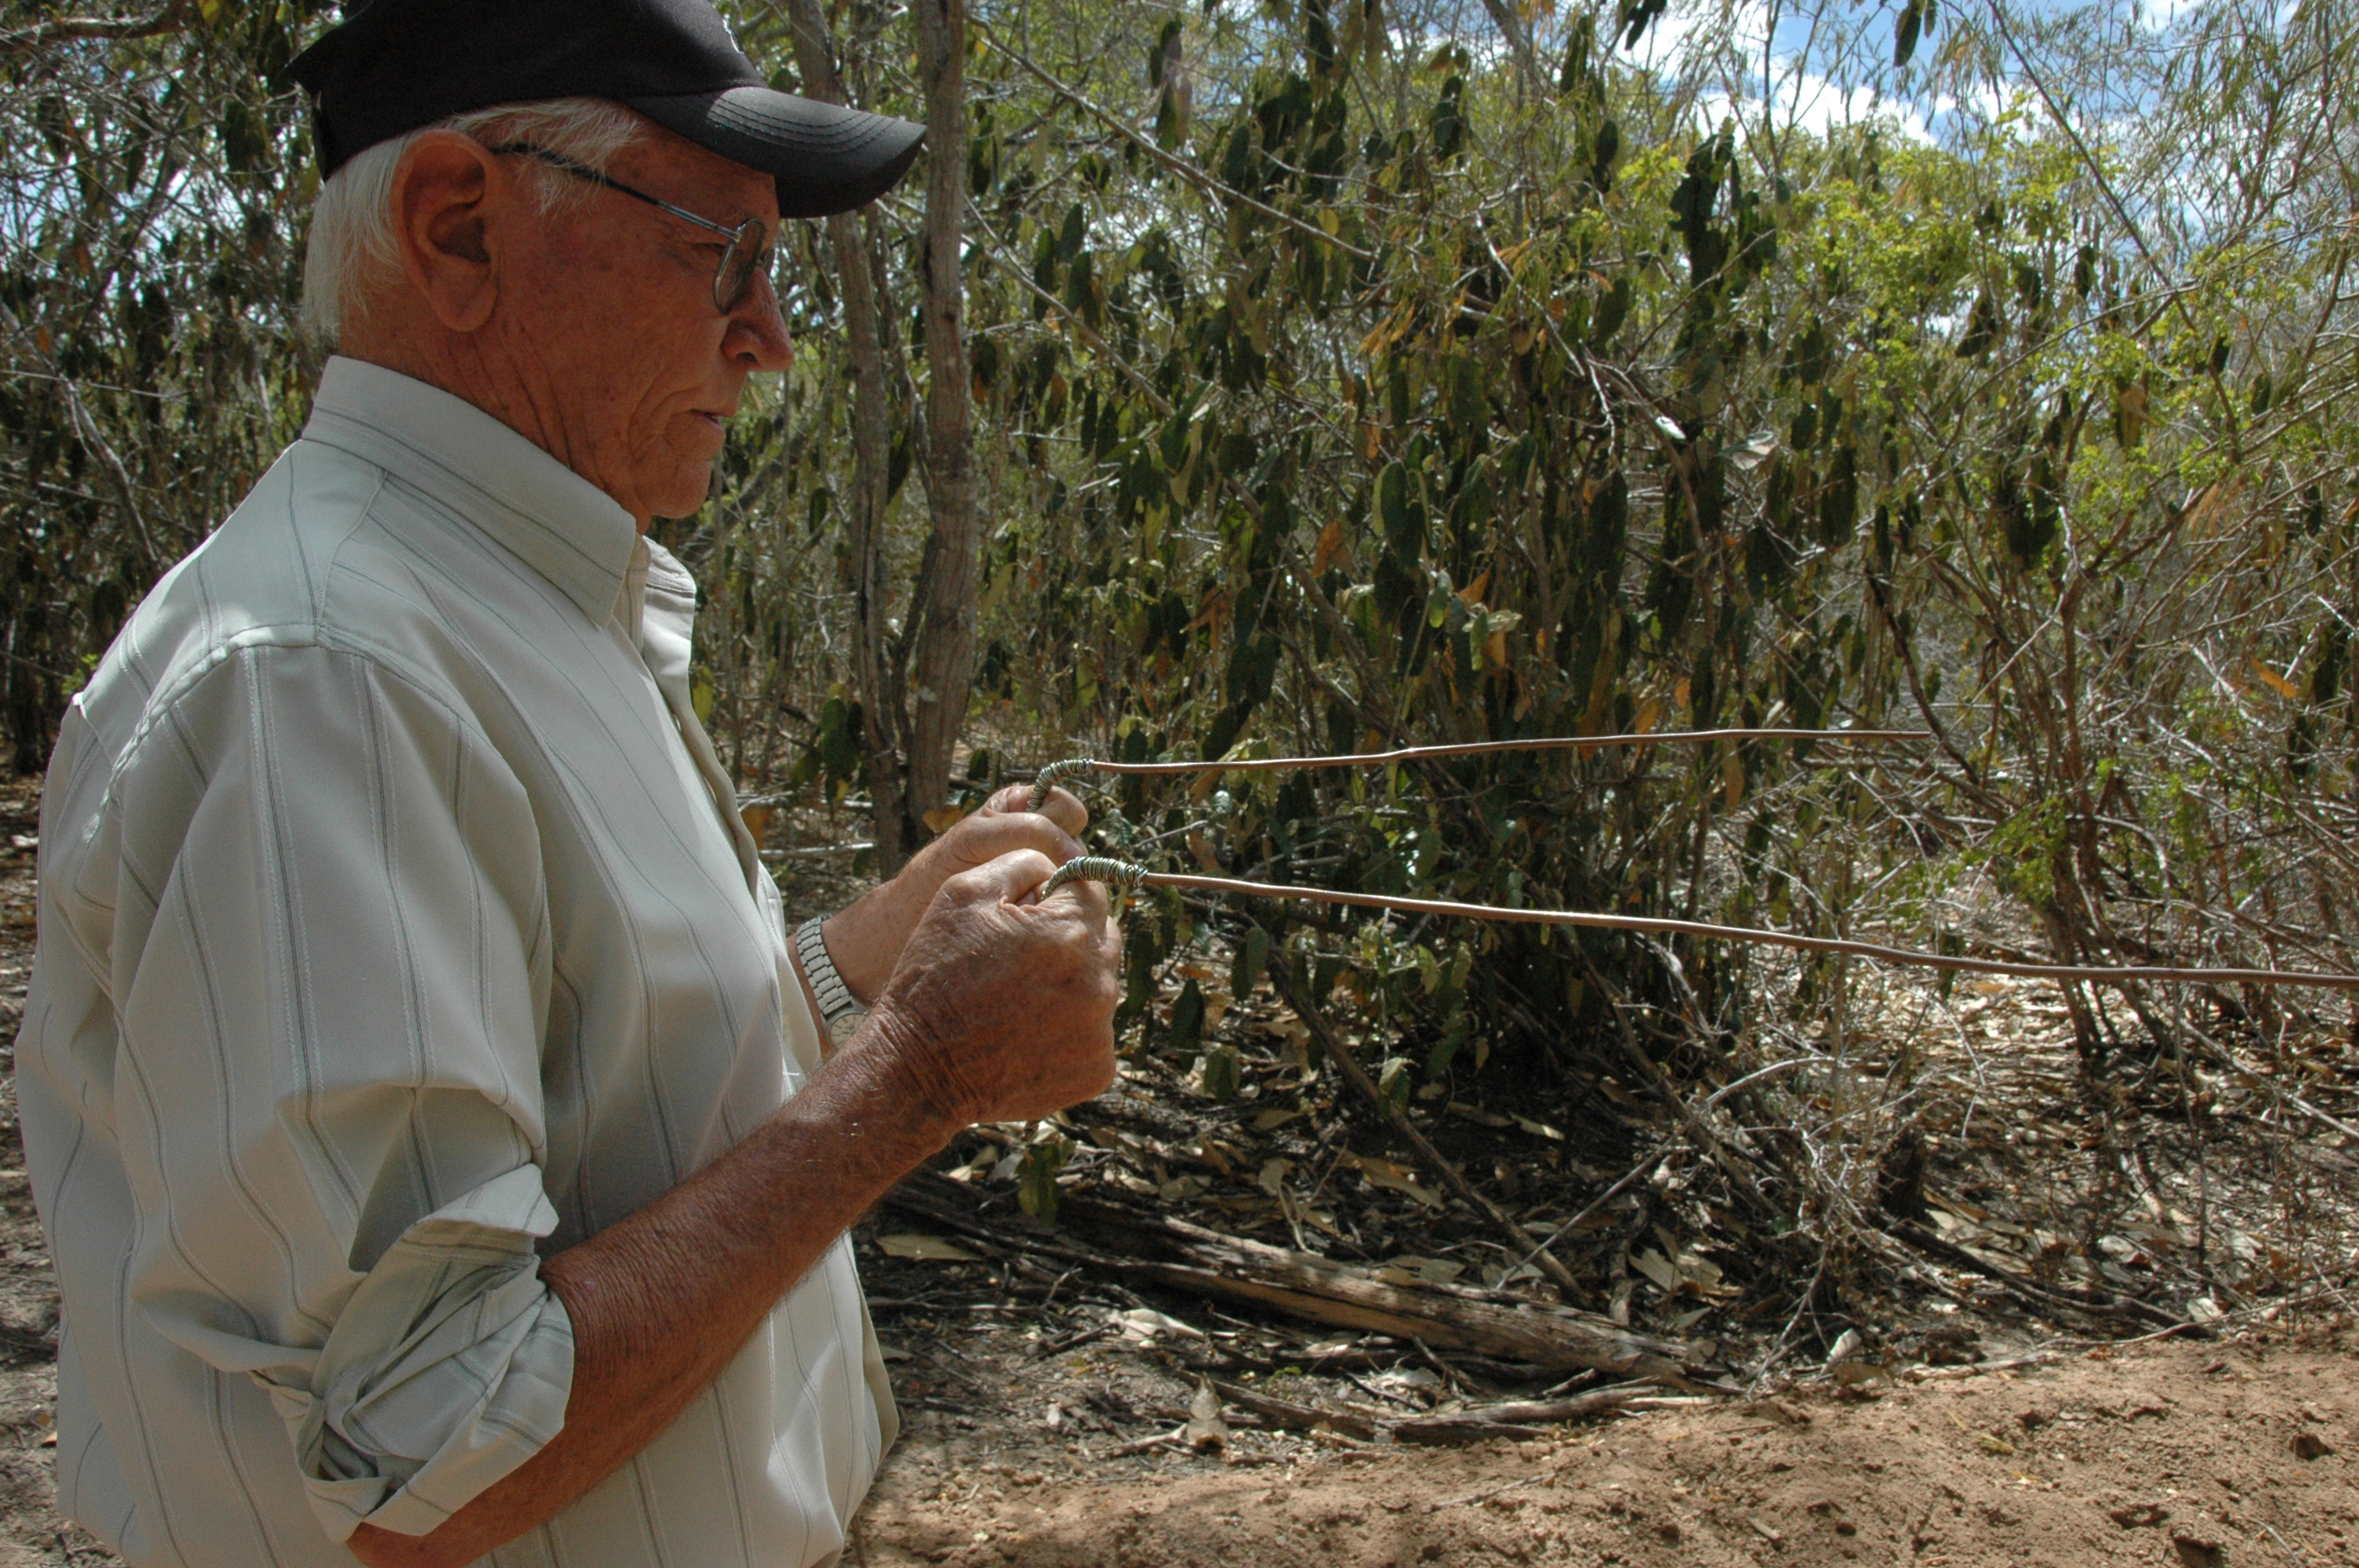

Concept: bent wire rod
[[1037, 860, 2359, 995], [1025, 727, 1928, 810]]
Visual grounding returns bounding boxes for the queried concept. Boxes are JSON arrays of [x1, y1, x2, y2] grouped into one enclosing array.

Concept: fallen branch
[[1388, 1386, 1648, 1446], [1203, 1377, 1662, 1449], [1097, 1428, 1189, 1459], [1891, 1224, 2182, 1329], [881, 1170, 1700, 1377], [1208, 1379, 1382, 1441]]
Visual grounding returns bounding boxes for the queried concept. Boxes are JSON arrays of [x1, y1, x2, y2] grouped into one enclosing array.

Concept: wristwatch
[[794, 915, 869, 1049]]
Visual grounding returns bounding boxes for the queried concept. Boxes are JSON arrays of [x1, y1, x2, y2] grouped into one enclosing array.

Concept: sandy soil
[[1, 777, 2354, 1566], [850, 1332, 2359, 1566]]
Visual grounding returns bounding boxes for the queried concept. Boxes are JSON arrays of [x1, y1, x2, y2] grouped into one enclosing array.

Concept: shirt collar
[[300, 355, 640, 623]]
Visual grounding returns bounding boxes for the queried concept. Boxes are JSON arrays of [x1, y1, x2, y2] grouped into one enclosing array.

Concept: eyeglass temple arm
[[482, 143, 744, 244]]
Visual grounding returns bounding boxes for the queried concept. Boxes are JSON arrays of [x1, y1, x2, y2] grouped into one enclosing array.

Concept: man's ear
[[388, 132, 509, 334]]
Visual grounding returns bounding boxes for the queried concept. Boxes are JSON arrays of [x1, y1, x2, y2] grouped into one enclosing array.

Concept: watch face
[[828, 1010, 867, 1047]]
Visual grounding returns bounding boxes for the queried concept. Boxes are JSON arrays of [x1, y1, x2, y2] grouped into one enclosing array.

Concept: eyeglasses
[[487, 143, 776, 314]]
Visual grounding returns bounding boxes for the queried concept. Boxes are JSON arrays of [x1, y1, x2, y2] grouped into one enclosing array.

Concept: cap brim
[[628, 86, 925, 219]]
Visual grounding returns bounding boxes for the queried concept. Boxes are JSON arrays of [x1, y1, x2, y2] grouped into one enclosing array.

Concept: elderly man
[[13, 2, 1121, 1566]]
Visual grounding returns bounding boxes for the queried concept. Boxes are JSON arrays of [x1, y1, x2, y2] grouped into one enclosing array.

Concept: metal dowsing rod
[[1039, 859, 2359, 994], [1025, 727, 1931, 811], [1027, 728, 2359, 991]]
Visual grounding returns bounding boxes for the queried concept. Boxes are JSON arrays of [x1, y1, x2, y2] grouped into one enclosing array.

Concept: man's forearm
[[347, 1022, 951, 1568]]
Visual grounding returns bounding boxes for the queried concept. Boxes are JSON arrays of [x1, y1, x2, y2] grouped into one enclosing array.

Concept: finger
[[1040, 865, 1113, 927], [955, 812, 1085, 866], [980, 782, 1032, 817], [980, 782, 1089, 840], [1030, 786, 1089, 839], [946, 847, 1059, 906]]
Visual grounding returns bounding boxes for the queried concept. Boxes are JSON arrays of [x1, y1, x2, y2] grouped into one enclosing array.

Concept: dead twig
[[1259, 938, 1583, 1293]]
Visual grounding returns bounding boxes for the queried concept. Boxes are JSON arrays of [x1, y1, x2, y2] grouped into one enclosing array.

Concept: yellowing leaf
[[1314, 517, 1347, 575], [2182, 475, 2241, 539], [2248, 653, 2300, 700]]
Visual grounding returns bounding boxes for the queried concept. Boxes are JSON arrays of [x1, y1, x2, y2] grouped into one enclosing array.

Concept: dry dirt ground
[[0, 778, 2354, 1566], [849, 1331, 2359, 1567]]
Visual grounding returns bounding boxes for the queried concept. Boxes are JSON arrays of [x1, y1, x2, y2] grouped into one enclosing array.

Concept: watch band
[[794, 915, 869, 1047]]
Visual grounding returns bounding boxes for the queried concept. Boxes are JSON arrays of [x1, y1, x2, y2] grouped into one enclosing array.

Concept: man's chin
[[649, 466, 718, 523]]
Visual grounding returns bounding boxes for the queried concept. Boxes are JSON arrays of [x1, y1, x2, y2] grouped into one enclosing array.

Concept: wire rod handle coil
[[1023, 727, 1931, 810], [1027, 757, 1098, 809], [1038, 860, 2359, 994], [1041, 855, 1151, 897]]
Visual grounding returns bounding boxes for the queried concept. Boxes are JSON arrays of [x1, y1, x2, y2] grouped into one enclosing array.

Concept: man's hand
[[816, 783, 1092, 1004], [347, 849, 1119, 1568], [855, 847, 1122, 1129]]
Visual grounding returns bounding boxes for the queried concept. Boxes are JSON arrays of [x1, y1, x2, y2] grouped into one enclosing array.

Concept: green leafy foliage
[[5, 0, 2356, 1103]]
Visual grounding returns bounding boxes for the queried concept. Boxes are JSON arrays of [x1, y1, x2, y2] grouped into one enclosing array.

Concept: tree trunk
[[1472, 0, 1543, 93], [783, 0, 913, 871], [904, 0, 983, 829]]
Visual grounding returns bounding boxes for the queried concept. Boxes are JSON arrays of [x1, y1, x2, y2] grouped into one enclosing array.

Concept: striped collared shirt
[[16, 357, 894, 1568]]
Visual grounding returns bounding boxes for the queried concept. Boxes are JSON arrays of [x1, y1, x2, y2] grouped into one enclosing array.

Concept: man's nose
[[728, 270, 793, 372]]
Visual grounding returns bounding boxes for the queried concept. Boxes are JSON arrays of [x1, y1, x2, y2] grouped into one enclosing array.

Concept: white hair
[[300, 98, 645, 344]]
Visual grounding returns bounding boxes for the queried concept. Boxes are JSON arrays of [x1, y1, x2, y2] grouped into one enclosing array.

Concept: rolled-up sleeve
[[107, 640, 572, 1542]]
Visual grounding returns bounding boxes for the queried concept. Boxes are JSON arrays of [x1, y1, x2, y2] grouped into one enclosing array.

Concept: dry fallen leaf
[[1831, 1358, 1892, 1388], [1114, 1307, 1206, 1342], [878, 1233, 980, 1262], [1630, 1249, 1681, 1292], [1347, 1154, 1441, 1209], [1374, 1254, 1467, 1286], [1186, 1381, 1230, 1454]]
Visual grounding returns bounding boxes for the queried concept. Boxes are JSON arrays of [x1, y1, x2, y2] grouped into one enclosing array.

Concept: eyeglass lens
[[717, 226, 774, 314]]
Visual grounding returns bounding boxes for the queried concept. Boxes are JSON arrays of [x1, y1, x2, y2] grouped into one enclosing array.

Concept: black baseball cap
[[285, 0, 925, 219]]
